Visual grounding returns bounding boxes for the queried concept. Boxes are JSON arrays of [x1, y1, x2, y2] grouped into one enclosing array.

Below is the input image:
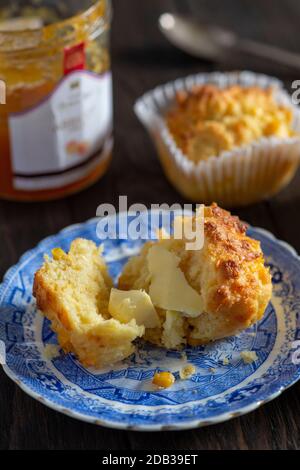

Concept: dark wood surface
[[1, 0, 300, 450]]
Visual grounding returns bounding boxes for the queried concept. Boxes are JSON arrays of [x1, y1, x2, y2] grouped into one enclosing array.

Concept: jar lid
[[0, 0, 111, 53]]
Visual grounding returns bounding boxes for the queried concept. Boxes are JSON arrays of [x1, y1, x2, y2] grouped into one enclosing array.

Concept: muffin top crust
[[166, 84, 294, 163]]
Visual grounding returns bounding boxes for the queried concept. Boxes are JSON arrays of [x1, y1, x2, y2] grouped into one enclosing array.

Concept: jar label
[[9, 70, 113, 191]]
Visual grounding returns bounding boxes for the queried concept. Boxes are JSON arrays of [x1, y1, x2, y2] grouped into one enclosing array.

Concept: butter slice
[[147, 245, 203, 317], [108, 288, 160, 328]]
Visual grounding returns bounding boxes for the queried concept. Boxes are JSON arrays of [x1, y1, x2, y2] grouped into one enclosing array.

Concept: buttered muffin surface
[[166, 85, 294, 163]]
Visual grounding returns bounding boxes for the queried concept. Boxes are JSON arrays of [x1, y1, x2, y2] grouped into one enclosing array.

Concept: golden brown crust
[[166, 85, 294, 162]]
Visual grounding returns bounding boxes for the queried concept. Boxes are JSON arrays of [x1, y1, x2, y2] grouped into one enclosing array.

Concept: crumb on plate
[[179, 364, 196, 380], [44, 344, 60, 360]]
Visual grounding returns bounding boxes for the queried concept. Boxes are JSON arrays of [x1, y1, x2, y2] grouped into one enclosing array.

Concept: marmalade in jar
[[0, 0, 112, 201]]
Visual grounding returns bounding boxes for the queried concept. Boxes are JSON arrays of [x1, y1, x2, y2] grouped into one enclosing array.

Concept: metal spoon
[[159, 12, 300, 71]]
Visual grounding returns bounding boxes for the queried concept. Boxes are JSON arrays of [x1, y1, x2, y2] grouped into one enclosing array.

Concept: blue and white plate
[[1, 213, 300, 431]]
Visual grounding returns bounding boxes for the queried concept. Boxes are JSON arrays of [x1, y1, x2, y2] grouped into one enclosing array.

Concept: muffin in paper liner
[[134, 71, 300, 206]]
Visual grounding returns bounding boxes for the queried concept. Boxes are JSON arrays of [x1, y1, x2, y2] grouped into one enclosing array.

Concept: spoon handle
[[238, 38, 300, 71]]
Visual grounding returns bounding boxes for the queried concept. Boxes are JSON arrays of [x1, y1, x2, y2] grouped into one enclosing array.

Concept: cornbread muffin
[[33, 239, 144, 368], [166, 85, 294, 162], [119, 204, 272, 348]]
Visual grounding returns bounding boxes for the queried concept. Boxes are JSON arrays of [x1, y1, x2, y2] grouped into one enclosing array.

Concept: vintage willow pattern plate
[[1, 212, 300, 431]]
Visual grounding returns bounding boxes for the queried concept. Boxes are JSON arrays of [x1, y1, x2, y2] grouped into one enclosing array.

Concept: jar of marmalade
[[0, 0, 112, 201]]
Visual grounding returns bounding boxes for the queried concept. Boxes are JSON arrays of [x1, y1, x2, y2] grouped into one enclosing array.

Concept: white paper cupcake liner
[[134, 71, 300, 206]]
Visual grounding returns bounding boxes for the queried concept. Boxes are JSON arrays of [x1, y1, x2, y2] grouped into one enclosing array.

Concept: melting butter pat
[[147, 245, 203, 317], [108, 288, 160, 328]]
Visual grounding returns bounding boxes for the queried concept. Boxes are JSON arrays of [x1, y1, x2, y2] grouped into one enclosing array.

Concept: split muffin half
[[33, 239, 144, 368]]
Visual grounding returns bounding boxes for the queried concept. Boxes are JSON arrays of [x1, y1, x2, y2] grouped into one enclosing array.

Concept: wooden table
[[1, 0, 300, 450]]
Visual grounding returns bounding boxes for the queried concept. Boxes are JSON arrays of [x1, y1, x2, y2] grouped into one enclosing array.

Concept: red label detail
[[63, 42, 86, 75]]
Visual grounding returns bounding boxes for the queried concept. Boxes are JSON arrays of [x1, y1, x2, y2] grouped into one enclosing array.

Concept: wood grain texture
[[1, 0, 300, 450]]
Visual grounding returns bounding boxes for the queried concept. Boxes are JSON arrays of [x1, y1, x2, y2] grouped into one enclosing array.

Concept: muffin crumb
[[179, 364, 196, 380], [152, 371, 175, 389], [240, 350, 258, 364]]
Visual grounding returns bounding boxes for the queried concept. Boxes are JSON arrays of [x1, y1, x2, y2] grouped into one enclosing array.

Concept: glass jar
[[0, 0, 112, 201]]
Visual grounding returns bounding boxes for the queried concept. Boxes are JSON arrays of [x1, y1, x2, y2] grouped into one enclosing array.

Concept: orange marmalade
[[0, 0, 112, 201]]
